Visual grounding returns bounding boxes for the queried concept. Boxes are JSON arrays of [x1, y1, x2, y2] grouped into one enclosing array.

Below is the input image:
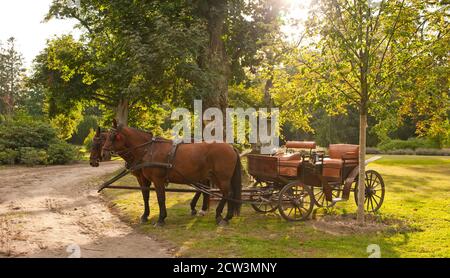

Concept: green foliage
[[50, 106, 82, 140], [272, 0, 449, 146], [378, 138, 439, 151], [83, 128, 96, 150], [0, 118, 56, 150], [0, 118, 80, 165], [0, 148, 19, 164], [19, 147, 48, 166], [415, 148, 450, 156], [16, 85, 46, 117], [71, 115, 98, 145], [33, 0, 288, 125], [47, 140, 78, 165]]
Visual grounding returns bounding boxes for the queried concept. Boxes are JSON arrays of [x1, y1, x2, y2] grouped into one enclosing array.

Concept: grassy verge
[[103, 155, 450, 257]]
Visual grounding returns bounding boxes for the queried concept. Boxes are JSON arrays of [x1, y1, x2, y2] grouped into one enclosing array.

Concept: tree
[[0, 37, 25, 116], [298, 0, 448, 223], [41, 0, 209, 124], [37, 0, 289, 129]]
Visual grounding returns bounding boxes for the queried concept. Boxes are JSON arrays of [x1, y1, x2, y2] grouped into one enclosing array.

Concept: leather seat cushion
[[323, 158, 343, 168], [279, 159, 301, 177], [329, 144, 359, 160], [286, 141, 316, 149], [278, 153, 301, 161]]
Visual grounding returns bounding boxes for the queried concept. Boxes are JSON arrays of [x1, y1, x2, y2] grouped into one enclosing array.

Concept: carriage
[[246, 141, 385, 221], [97, 130, 385, 222]]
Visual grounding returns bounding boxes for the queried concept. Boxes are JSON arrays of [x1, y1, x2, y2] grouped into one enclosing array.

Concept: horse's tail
[[231, 148, 242, 216]]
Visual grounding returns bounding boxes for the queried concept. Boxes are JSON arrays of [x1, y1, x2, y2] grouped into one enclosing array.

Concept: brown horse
[[102, 120, 242, 226], [89, 127, 153, 223], [89, 127, 210, 221]]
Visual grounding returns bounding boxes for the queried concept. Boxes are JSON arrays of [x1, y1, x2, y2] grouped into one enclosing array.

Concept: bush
[[385, 149, 416, 155], [378, 138, 437, 151], [19, 147, 48, 166], [0, 148, 19, 164], [415, 148, 450, 156], [0, 119, 56, 150], [366, 147, 450, 156], [47, 140, 79, 165], [0, 118, 81, 165], [366, 147, 381, 154]]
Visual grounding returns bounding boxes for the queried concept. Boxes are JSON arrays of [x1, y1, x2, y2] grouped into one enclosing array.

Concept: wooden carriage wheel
[[278, 182, 314, 221], [354, 170, 385, 212], [313, 186, 339, 208], [250, 181, 278, 213]]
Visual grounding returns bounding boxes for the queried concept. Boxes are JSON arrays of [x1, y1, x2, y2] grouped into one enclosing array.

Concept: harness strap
[[165, 142, 180, 183], [97, 162, 264, 206]]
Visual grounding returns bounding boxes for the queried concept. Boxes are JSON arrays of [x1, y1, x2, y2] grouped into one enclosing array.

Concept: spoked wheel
[[278, 182, 314, 221], [354, 170, 385, 212], [250, 181, 278, 213], [313, 186, 339, 208]]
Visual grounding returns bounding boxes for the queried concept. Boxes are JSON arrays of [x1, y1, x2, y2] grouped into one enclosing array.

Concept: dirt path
[[0, 162, 171, 258]]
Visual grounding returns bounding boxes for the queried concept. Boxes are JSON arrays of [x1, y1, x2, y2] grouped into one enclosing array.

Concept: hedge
[[0, 119, 79, 166]]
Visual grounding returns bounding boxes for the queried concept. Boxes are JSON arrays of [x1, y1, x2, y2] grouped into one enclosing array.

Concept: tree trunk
[[264, 77, 273, 109], [357, 110, 367, 225], [253, 77, 274, 152], [116, 99, 129, 125], [199, 0, 229, 113]]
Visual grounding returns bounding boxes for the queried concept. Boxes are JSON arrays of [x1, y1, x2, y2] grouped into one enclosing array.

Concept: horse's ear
[[96, 127, 101, 135], [112, 119, 118, 129]]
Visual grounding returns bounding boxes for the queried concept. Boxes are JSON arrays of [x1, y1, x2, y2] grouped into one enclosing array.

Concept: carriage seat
[[278, 141, 316, 177], [322, 144, 359, 178], [285, 141, 316, 149]]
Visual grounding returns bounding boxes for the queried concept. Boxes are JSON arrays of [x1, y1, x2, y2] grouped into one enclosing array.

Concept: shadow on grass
[[107, 189, 414, 257], [101, 158, 449, 257]]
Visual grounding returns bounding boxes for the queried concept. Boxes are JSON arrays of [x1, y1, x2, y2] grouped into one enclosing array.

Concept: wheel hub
[[365, 187, 376, 197]]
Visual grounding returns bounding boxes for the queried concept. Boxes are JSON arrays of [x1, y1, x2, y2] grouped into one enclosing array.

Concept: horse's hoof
[[191, 210, 197, 216], [215, 216, 223, 225], [140, 216, 149, 224], [154, 221, 165, 228], [218, 219, 229, 226], [198, 210, 207, 216]]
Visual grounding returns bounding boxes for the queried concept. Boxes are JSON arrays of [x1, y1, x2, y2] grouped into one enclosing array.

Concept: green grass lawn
[[103, 155, 450, 258]]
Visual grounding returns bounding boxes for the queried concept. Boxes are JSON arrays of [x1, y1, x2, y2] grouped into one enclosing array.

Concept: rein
[[104, 135, 172, 164]]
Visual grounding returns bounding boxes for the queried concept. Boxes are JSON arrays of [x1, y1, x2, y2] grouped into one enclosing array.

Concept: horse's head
[[89, 127, 108, 167], [102, 119, 128, 159]]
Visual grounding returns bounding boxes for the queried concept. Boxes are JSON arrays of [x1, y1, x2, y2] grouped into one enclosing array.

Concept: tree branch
[[375, 0, 406, 77], [299, 57, 360, 104]]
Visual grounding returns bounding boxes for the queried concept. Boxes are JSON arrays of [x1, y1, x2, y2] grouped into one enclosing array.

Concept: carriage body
[[247, 142, 385, 221]]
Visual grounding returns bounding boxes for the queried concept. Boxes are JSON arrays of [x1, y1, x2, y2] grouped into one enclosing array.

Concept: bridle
[[91, 136, 105, 162]]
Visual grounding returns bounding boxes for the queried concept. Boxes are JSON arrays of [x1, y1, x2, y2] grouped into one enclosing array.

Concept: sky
[[0, 0, 78, 69], [0, 0, 311, 70]]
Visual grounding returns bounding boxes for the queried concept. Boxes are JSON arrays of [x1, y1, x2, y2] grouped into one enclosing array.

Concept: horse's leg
[[154, 182, 167, 227], [190, 192, 201, 216], [223, 192, 235, 224], [215, 198, 226, 225], [139, 176, 151, 224], [199, 192, 209, 216], [197, 180, 210, 216]]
